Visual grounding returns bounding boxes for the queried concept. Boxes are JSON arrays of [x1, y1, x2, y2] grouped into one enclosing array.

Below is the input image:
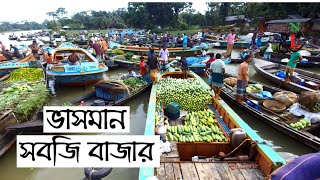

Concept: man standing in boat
[[182, 33, 188, 51], [285, 51, 303, 83], [29, 40, 40, 59], [209, 53, 225, 100], [236, 55, 251, 104], [159, 45, 169, 72], [223, 29, 236, 58], [147, 49, 159, 83]]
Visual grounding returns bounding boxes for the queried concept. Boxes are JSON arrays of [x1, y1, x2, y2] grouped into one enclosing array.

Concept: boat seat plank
[[180, 163, 200, 180], [157, 163, 166, 180], [164, 163, 175, 180], [223, 163, 244, 180], [239, 163, 261, 180], [212, 163, 230, 179], [202, 163, 221, 180], [172, 163, 183, 180], [194, 163, 212, 180]]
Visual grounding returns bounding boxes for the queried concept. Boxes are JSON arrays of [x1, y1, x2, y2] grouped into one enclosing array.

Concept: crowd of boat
[[0, 28, 319, 179]]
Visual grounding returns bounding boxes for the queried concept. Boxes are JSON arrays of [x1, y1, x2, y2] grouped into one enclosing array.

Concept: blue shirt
[[183, 35, 187, 44]]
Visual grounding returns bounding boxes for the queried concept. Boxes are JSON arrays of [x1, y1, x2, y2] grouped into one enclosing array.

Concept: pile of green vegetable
[[246, 83, 263, 92], [0, 82, 49, 120], [157, 78, 211, 111], [7, 68, 44, 82], [165, 109, 228, 142], [122, 77, 147, 93], [287, 119, 311, 131]]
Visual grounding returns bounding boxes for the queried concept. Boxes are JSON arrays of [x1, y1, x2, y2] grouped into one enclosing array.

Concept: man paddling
[[236, 55, 251, 104], [285, 51, 303, 83]]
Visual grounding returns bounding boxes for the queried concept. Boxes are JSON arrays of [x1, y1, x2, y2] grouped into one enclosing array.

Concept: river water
[[0, 31, 319, 180]]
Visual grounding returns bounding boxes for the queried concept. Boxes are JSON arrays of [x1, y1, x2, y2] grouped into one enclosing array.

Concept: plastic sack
[[298, 91, 320, 113], [261, 91, 273, 99], [224, 77, 237, 87], [273, 91, 298, 107], [310, 114, 320, 124], [253, 93, 264, 98]]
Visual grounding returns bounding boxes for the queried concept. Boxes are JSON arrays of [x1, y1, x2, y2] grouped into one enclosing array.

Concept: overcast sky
[[2, 0, 208, 23]]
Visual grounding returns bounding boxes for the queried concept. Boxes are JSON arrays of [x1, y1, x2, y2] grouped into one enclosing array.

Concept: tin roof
[[266, 18, 311, 24]]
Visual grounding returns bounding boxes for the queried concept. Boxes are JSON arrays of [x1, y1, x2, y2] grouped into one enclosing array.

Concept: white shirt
[[266, 43, 273, 52], [201, 50, 207, 56], [159, 49, 169, 62], [125, 71, 137, 78], [210, 59, 226, 73]]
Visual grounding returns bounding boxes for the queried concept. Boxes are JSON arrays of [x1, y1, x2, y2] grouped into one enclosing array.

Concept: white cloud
[[2, 0, 208, 23]]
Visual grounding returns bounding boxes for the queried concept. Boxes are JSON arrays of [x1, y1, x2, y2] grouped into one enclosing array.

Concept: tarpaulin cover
[[271, 152, 320, 180]]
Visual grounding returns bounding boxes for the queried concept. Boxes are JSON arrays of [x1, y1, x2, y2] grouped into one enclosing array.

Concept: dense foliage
[[0, 82, 49, 120], [1, 3, 320, 32]]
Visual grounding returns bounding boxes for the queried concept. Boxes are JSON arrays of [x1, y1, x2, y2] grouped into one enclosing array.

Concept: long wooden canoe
[[8, 81, 153, 133], [139, 70, 285, 180], [271, 53, 320, 67], [220, 75, 320, 151], [253, 58, 320, 94], [117, 46, 208, 57]]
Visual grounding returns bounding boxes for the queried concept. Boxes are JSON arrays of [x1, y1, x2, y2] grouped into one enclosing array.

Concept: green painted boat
[[138, 70, 285, 179], [117, 46, 209, 57]]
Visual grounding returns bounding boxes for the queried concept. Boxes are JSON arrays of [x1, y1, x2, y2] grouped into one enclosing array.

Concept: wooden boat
[[8, 81, 153, 133], [188, 56, 232, 75], [0, 110, 20, 158], [117, 45, 209, 57], [220, 75, 320, 150], [271, 53, 320, 67], [46, 42, 108, 86], [73, 40, 88, 46], [268, 57, 320, 68], [0, 54, 36, 77], [8, 34, 18, 40], [253, 58, 320, 94], [139, 70, 285, 180]]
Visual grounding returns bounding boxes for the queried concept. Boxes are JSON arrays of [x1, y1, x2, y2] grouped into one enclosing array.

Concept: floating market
[[1, 2, 320, 180]]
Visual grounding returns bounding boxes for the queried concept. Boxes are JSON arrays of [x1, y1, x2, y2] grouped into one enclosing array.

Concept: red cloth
[[93, 43, 102, 56], [206, 57, 216, 68], [46, 56, 53, 64], [140, 61, 147, 75]]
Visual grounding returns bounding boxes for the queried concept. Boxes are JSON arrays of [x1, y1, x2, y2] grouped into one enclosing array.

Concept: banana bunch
[[166, 124, 227, 142]]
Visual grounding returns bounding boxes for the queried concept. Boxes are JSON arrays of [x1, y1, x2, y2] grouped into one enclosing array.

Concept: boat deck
[[157, 143, 265, 180]]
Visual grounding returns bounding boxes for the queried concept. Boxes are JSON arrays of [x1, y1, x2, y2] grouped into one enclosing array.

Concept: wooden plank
[[194, 163, 211, 180], [221, 163, 237, 180], [157, 163, 166, 180], [172, 163, 183, 180], [202, 163, 221, 180], [180, 163, 199, 180], [238, 163, 260, 180], [212, 163, 229, 180], [227, 163, 245, 180], [164, 163, 175, 180]]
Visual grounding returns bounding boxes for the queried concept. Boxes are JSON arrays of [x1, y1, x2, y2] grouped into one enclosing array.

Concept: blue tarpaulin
[[271, 153, 320, 180]]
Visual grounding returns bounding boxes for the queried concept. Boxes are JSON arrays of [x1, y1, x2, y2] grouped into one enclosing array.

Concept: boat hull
[[113, 59, 140, 69], [119, 48, 205, 57], [220, 76, 320, 151], [253, 58, 320, 93], [49, 72, 104, 86]]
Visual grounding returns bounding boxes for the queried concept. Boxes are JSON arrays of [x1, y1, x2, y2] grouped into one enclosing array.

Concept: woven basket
[[263, 100, 286, 113]]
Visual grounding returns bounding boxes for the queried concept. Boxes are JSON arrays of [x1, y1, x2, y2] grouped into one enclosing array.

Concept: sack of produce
[[273, 91, 298, 107], [298, 91, 320, 113], [261, 91, 273, 99], [224, 77, 237, 87]]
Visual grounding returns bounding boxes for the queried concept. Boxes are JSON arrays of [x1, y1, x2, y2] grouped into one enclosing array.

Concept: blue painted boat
[[108, 41, 122, 49], [46, 43, 108, 86], [188, 56, 232, 75], [0, 54, 36, 77], [139, 70, 285, 180]]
